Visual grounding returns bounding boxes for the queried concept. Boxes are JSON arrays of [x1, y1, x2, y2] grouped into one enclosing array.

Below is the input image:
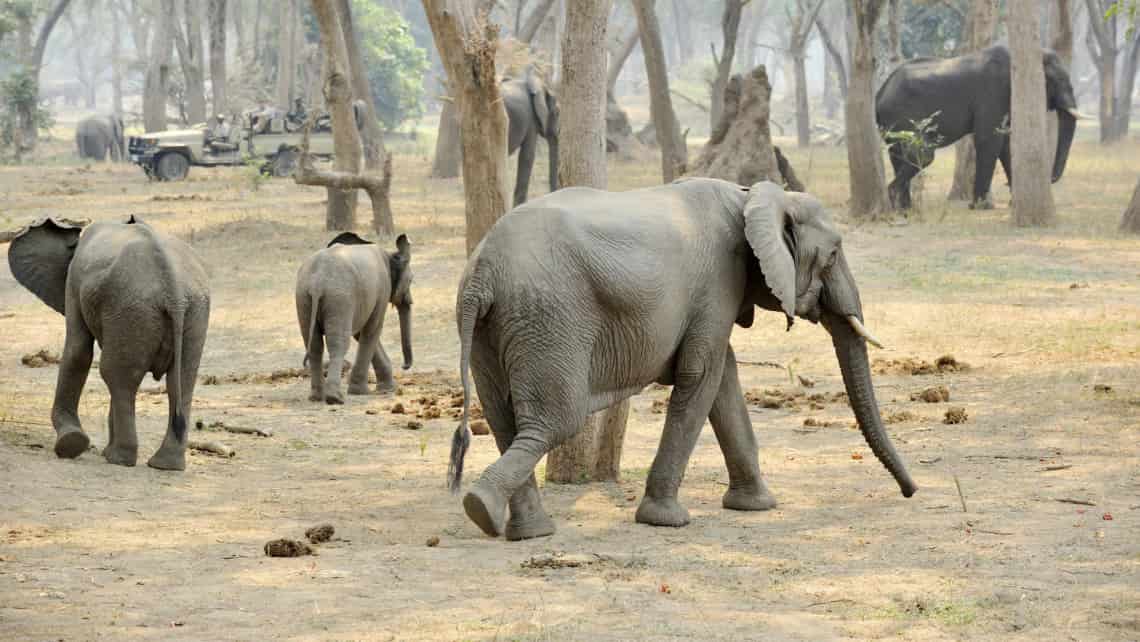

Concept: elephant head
[[525, 69, 560, 192], [742, 182, 917, 498], [7, 218, 85, 315], [389, 234, 414, 370], [1042, 50, 1080, 183]]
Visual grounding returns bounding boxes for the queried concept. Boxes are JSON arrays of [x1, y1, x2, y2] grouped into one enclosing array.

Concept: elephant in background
[[502, 69, 559, 206], [876, 45, 1080, 210], [76, 114, 125, 162], [7, 216, 210, 470], [447, 178, 916, 541], [295, 232, 413, 405]]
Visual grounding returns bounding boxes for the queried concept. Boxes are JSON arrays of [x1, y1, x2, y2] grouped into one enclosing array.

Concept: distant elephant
[[7, 216, 210, 470], [502, 70, 559, 206], [447, 178, 916, 541], [295, 232, 413, 405], [76, 114, 125, 162], [876, 45, 1080, 210]]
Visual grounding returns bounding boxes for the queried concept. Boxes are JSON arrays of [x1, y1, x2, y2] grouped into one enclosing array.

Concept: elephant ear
[[7, 218, 83, 315], [389, 234, 413, 305], [742, 181, 796, 326], [525, 72, 551, 137], [327, 231, 373, 247]]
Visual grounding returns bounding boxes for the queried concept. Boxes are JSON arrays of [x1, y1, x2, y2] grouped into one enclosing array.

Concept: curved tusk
[[847, 316, 884, 349], [1063, 108, 1088, 120]]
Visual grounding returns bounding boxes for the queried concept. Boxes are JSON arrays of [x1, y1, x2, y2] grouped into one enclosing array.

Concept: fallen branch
[[1039, 464, 1073, 472], [953, 475, 968, 513], [188, 439, 235, 458], [805, 598, 854, 608], [737, 360, 785, 369], [1055, 497, 1096, 506]]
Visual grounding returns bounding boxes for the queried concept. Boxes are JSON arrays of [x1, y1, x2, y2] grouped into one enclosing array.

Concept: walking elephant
[[502, 70, 559, 206], [876, 45, 1080, 210], [447, 178, 917, 541], [295, 232, 413, 405], [76, 114, 125, 162], [7, 216, 210, 470]]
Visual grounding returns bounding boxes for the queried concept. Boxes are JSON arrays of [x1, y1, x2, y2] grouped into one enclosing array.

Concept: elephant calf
[[8, 217, 210, 470], [295, 233, 413, 404]]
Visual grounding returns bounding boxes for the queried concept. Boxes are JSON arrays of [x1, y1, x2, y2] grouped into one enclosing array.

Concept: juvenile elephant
[[876, 45, 1080, 210], [295, 232, 413, 405], [8, 217, 210, 470], [448, 179, 917, 541], [76, 114, 125, 162], [502, 70, 559, 206]]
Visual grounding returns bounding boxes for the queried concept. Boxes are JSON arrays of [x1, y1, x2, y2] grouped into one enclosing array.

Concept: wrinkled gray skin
[[448, 178, 917, 541], [502, 71, 559, 207], [295, 233, 413, 405], [76, 114, 125, 162], [7, 217, 210, 470], [876, 45, 1079, 210]]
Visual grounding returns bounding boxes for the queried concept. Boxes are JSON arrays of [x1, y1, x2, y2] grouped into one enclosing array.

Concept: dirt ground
[[1, 131, 1138, 641]]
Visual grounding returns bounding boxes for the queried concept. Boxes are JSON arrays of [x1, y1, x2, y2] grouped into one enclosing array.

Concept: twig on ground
[[805, 598, 854, 608], [1039, 464, 1073, 472], [737, 360, 785, 369], [954, 475, 968, 513], [990, 347, 1037, 358], [1055, 498, 1096, 506], [188, 440, 235, 458]]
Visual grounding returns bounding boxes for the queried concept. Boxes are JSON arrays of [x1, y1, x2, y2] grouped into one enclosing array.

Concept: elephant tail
[[168, 304, 188, 443], [303, 292, 321, 368], [447, 279, 491, 494]]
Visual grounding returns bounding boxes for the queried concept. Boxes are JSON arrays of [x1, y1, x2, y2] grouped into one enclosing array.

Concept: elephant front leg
[[709, 347, 777, 512], [370, 344, 397, 395], [970, 138, 1001, 209], [636, 341, 727, 527], [51, 312, 95, 459]]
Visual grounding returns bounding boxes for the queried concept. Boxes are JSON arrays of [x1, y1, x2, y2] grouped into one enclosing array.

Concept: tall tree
[[710, 0, 748, 131], [788, 0, 824, 147], [845, 0, 890, 218], [816, 7, 848, 118], [1010, 0, 1057, 226], [632, 0, 686, 181], [544, 0, 625, 484], [143, 0, 175, 132], [948, 0, 998, 201], [110, 0, 124, 116], [10, 0, 72, 152], [1051, 0, 1075, 64], [172, 0, 207, 124], [208, 0, 227, 116], [1085, 0, 1140, 142], [276, 0, 299, 107], [423, 0, 510, 255]]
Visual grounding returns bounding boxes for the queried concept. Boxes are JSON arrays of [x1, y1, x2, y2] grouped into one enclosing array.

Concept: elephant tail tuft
[[448, 280, 491, 494]]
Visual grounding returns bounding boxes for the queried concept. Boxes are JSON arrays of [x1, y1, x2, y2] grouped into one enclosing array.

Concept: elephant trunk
[[822, 311, 917, 498], [547, 134, 559, 192], [397, 302, 413, 370], [1052, 110, 1076, 183]]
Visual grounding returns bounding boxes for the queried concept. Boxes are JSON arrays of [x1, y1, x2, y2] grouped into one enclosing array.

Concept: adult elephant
[[876, 45, 1080, 210], [76, 114, 125, 162], [501, 70, 559, 206], [447, 179, 916, 541]]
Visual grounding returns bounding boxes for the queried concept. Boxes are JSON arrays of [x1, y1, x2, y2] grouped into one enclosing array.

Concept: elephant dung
[[390, 402, 406, 414], [20, 349, 60, 368], [943, 407, 969, 424], [305, 524, 335, 544], [911, 386, 950, 403], [264, 538, 313, 557], [470, 420, 490, 435]]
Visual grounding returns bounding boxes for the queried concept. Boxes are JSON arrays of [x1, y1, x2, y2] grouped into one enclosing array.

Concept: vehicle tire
[[271, 147, 299, 177], [155, 152, 190, 181]]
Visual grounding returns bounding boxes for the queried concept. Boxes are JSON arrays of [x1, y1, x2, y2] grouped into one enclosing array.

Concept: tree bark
[[846, 0, 890, 219], [948, 0, 998, 201], [816, 10, 848, 100], [16, 0, 72, 151], [1084, 0, 1127, 143], [632, 0, 686, 182], [423, 0, 511, 256], [431, 99, 462, 178], [710, 0, 746, 131], [172, 0, 207, 124], [1010, 0, 1057, 226], [518, 0, 557, 43], [606, 26, 639, 94], [111, 0, 124, 116], [144, 0, 175, 132], [790, 0, 824, 148], [1111, 31, 1140, 140], [1051, 0, 1074, 65], [545, 0, 626, 485], [309, 0, 364, 231], [295, 123, 393, 234], [276, 0, 298, 107], [886, 0, 902, 69], [1121, 177, 1140, 233], [208, 0, 227, 116]]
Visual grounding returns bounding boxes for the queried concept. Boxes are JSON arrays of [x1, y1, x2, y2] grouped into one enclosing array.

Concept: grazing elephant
[[876, 45, 1080, 210], [295, 232, 413, 405], [447, 178, 917, 541], [76, 114, 126, 162], [502, 70, 559, 206], [7, 216, 210, 470]]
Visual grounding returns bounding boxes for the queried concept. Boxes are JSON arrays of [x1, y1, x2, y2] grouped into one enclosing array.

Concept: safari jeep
[[127, 114, 337, 181]]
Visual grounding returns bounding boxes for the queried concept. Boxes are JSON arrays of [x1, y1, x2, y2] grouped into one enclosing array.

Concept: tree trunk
[[111, 0, 124, 116], [276, 0, 298, 107], [208, 0, 227, 116], [846, 0, 890, 219], [710, 0, 745, 132], [431, 99, 462, 178], [518, 0, 557, 43], [423, 0, 511, 256], [606, 27, 639, 94], [816, 11, 848, 100], [948, 0, 998, 201], [1085, 0, 1119, 143], [1051, 0, 1074, 65], [309, 0, 363, 231], [144, 0, 176, 132], [338, 0, 395, 236], [174, 0, 207, 124], [1010, 0, 1057, 226], [1111, 33, 1140, 140], [632, 0, 686, 182], [886, 0, 902, 69], [1121, 177, 1140, 233], [790, 0, 824, 148], [545, 0, 626, 485], [670, 0, 693, 62], [17, 0, 72, 151]]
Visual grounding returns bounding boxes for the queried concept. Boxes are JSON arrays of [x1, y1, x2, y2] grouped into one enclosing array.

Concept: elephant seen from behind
[[8, 216, 210, 470], [876, 45, 1080, 210], [447, 178, 916, 541], [501, 69, 559, 207], [295, 233, 413, 405], [76, 114, 126, 162]]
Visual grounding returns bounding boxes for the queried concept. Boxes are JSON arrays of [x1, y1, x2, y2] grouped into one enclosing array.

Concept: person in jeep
[[286, 98, 307, 132], [206, 114, 238, 153]]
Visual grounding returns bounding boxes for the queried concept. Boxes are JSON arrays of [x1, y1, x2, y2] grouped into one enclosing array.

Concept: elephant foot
[[635, 496, 691, 527], [723, 484, 778, 512], [146, 447, 186, 471], [324, 390, 346, 405], [968, 197, 994, 210], [505, 510, 556, 541], [347, 381, 371, 395], [102, 444, 139, 467], [308, 388, 323, 402], [463, 483, 508, 537], [376, 379, 397, 395], [54, 429, 90, 459]]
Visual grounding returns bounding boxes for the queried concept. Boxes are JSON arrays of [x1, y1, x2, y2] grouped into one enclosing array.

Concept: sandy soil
[[1, 139, 1138, 641]]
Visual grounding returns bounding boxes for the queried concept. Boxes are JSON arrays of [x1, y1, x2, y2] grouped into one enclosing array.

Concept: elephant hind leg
[[886, 143, 919, 211], [710, 346, 777, 512], [321, 305, 354, 405], [99, 361, 146, 467], [149, 305, 208, 471], [348, 304, 385, 396]]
